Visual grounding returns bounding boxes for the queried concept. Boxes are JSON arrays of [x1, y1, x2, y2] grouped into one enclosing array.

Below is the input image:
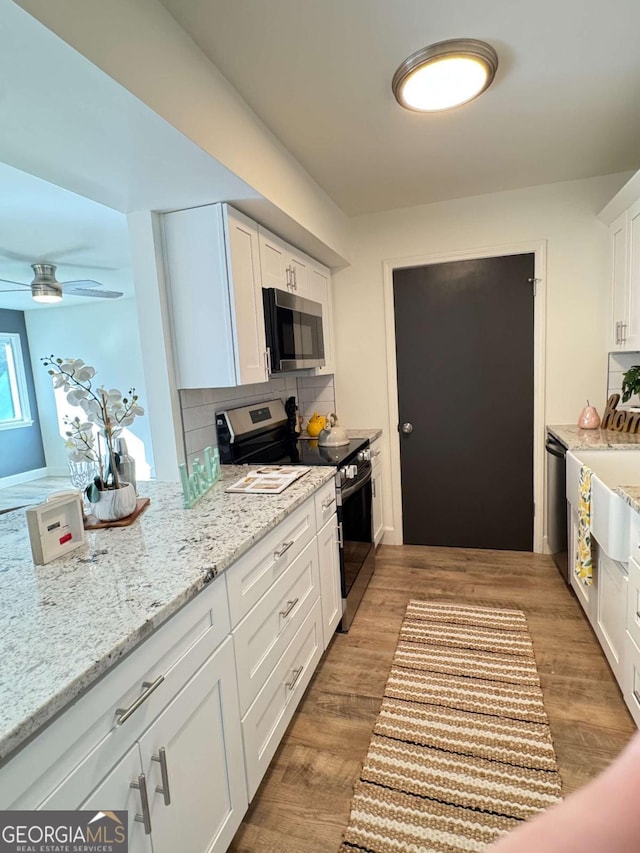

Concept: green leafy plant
[[621, 365, 640, 403], [42, 356, 144, 490]]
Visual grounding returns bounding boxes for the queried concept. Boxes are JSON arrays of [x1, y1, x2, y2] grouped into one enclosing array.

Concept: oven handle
[[340, 466, 372, 502]]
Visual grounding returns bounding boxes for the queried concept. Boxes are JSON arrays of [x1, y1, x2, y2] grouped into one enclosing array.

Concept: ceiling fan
[[0, 263, 123, 304]]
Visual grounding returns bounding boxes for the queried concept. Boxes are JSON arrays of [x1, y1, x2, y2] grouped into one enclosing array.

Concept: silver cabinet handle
[[265, 347, 271, 374], [337, 521, 343, 548], [621, 322, 628, 343], [116, 676, 164, 725], [279, 597, 299, 618], [322, 496, 336, 510], [286, 665, 303, 691], [152, 747, 171, 806], [131, 774, 152, 835], [274, 540, 294, 559], [615, 321, 620, 344], [401, 422, 413, 435], [292, 268, 297, 290], [372, 478, 376, 498]]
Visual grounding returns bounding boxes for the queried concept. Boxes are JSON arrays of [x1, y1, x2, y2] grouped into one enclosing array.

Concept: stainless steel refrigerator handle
[[152, 747, 171, 806], [131, 774, 152, 834]]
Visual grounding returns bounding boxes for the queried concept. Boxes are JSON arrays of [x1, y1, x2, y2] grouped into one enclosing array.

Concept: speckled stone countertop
[[0, 466, 334, 763], [617, 486, 640, 514], [346, 428, 383, 442], [547, 424, 640, 450]]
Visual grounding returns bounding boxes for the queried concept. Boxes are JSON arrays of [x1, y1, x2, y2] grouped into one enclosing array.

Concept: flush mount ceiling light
[[392, 38, 498, 112]]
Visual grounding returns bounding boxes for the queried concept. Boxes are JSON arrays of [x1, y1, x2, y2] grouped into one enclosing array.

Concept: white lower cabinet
[[4, 481, 341, 849], [241, 600, 324, 800], [81, 745, 153, 853], [40, 637, 247, 853], [623, 630, 640, 727], [594, 550, 628, 683], [317, 516, 341, 648], [370, 436, 384, 546]]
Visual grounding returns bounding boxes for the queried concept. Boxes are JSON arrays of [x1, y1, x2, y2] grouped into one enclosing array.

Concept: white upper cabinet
[[258, 225, 335, 376], [600, 172, 640, 352], [163, 204, 269, 388], [257, 226, 311, 297]]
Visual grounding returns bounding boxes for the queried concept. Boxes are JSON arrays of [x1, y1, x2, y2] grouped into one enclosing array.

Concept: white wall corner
[[127, 210, 183, 481]]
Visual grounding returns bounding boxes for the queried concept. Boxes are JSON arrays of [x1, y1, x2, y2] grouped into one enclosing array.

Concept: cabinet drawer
[[4, 577, 230, 809], [627, 557, 640, 650], [241, 599, 323, 801], [314, 479, 337, 530], [233, 540, 320, 714], [226, 498, 316, 627], [623, 630, 640, 727]]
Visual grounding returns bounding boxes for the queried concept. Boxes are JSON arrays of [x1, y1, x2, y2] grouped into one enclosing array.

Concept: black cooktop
[[284, 436, 368, 468]]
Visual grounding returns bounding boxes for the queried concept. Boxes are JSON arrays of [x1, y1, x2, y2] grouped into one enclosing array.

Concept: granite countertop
[[547, 424, 640, 450], [0, 465, 335, 763], [346, 428, 383, 442]]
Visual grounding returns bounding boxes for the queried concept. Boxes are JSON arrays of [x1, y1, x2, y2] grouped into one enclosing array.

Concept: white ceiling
[[157, 0, 640, 216]]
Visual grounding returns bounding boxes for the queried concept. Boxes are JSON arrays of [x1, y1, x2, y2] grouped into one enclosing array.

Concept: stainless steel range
[[216, 399, 375, 631]]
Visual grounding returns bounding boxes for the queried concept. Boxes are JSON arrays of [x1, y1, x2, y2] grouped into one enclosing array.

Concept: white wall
[[25, 298, 154, 477], [332, 173, 631, 544]]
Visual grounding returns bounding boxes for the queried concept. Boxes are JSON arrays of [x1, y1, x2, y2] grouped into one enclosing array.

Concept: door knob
[[401, 422, 413, 435]]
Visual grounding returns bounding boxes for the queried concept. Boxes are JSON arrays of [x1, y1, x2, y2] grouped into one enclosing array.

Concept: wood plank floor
[[228, 545, 636, 853]]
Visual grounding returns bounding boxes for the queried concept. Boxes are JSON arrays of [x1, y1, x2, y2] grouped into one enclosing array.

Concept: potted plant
[[621, 365, 640, 406], [42, 356, 144, 521]]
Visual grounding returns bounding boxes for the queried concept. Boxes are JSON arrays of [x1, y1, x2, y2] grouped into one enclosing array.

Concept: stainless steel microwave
[[263, 288, 325, 372]]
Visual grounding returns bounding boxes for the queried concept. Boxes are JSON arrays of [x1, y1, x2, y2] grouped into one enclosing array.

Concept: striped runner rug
[[340, 600, 562, 852]]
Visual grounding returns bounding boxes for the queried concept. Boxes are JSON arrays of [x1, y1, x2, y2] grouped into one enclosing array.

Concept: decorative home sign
[[601, 393, 640, 433], [179, 446, 221, 508]]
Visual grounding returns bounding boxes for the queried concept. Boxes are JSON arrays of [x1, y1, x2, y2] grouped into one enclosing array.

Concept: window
[[0, 332, 32, 430]]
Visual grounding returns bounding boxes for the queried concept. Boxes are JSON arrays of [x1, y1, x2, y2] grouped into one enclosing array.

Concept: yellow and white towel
[[575, 464, 593, 586]]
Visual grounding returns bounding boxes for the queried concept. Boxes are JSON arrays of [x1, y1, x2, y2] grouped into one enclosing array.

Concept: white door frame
[[382, 240, 547, 552]]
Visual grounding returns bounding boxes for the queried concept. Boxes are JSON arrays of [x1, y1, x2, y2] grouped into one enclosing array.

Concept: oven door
[[263, 288, 325, 371], [338, 466, 375, 631]]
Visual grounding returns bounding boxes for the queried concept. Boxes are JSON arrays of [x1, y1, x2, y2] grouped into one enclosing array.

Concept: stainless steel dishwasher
[[545, 432, 569, 584]]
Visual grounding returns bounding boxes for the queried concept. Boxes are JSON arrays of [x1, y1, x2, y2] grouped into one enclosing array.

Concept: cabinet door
[[610, 212, 629, 351], [595, 550, 628, 684], [310, 264, 335, 375], [371, 439, 384, 546], [80, 744, 152, 853], [138, 637, 247, 853], [258, 227, 290, 290], [225, 208, 269, 385], [317, 516, 341, 648], [626, 200, 640, 350]]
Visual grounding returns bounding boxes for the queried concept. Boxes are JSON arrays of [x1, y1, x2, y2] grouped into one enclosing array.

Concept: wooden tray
[[84, 497, 151, 530]]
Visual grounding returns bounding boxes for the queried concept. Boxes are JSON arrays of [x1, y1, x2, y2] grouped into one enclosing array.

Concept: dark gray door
[[393, 254, 535, 550]]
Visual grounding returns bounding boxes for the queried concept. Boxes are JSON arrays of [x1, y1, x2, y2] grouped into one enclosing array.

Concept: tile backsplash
[[180, 373, 336, 470], [607, 351, 640, 407]]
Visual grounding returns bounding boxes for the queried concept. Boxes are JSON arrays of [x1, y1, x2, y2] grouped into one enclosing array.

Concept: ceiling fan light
[[392, 39, 498, 112], [31, 282, 62, 303]]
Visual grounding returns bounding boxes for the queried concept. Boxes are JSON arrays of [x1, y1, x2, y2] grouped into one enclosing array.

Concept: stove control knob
[[357, 449, 371, 463], [345, 464, 358, 479]]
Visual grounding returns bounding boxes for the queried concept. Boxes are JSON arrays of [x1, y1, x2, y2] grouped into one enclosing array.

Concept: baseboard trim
[[0, 467, 48, 489]]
